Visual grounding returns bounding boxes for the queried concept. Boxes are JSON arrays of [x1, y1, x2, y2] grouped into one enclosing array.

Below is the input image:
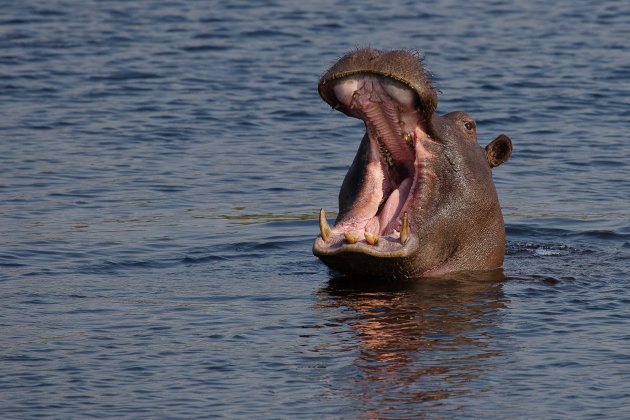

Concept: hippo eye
[[464, 121, 475, 131]]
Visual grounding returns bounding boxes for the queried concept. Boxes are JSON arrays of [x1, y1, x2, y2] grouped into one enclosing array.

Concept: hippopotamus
[[313, 48, 513, 279]]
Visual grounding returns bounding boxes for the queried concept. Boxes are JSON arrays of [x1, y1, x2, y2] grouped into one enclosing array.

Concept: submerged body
[[313, 48, 513, 279]]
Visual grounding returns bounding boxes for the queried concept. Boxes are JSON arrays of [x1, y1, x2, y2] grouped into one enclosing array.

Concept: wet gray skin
[[313, 48, 513, 279]]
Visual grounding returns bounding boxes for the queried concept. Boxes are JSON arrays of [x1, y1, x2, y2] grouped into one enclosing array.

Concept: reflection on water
[[318, 271, 511, 416]]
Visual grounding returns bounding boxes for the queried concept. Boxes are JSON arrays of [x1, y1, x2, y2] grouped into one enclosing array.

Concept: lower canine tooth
[[400, 211, 409, 244], [319, 208, 333, 241], [344, 231, 358, 244], [364, 232, 379, 245]]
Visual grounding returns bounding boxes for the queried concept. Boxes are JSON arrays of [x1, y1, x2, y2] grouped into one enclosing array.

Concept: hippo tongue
[[365, 177, 412, 236]]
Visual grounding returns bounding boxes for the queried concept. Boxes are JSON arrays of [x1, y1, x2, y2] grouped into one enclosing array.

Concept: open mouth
[[316, 74, 434, 253]]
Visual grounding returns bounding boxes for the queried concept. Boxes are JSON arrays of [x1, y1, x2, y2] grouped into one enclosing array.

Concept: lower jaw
[[312, 235, 419, 279], [319, 208, 409, 249]]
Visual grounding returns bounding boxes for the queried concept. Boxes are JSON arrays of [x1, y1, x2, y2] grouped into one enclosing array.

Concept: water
[[1, 0, 629, 418]]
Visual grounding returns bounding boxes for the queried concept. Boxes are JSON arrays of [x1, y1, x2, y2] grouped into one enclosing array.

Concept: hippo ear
[[485, 134, 513, 168]]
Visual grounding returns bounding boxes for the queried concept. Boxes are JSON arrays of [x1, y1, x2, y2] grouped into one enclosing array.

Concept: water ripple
[[1, 0, 629, 418]]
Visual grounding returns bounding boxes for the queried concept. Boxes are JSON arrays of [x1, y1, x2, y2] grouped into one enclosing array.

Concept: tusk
[[319, 208, 333, 241], [400, 212, 408, 244]]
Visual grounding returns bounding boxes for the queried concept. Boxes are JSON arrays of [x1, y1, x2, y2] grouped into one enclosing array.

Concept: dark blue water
[[1, 0, 629, 418]]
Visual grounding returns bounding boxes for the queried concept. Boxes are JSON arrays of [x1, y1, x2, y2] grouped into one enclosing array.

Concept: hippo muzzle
[[313, 48, 513, 279]]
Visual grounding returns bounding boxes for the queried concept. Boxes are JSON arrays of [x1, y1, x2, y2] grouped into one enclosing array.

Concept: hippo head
[[313, 48, 513, 279]]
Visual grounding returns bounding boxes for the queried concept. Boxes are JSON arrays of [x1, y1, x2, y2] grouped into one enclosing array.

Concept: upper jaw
[[318, 48, 438, 130], [320, 74, 437, 139]]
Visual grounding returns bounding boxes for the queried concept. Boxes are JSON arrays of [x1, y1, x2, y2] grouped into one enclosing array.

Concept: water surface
[[1, 0, 629, 418]]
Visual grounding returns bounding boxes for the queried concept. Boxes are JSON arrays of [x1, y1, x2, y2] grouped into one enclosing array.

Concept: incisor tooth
[[400, 211, 409, 244], [344, 231, 358, 244], [319, 208, 333, 241], [364, 232, 379, 245]]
